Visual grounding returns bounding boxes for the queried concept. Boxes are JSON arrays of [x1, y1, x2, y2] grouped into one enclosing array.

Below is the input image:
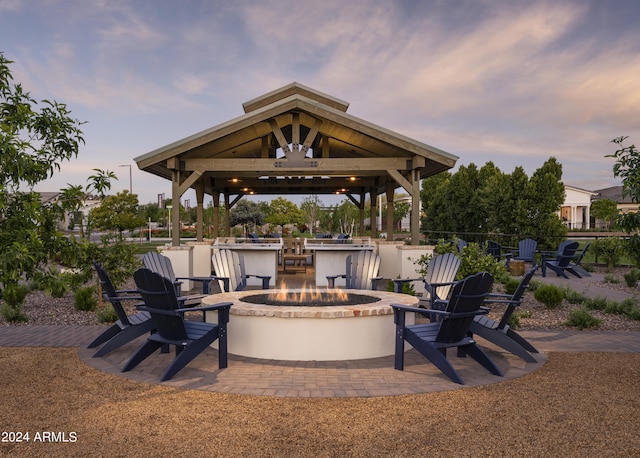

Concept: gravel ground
[[0, 348, 638, 456]]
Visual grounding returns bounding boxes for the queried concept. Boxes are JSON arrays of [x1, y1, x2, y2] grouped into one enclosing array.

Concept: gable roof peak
[[242, 82, 350, 114]]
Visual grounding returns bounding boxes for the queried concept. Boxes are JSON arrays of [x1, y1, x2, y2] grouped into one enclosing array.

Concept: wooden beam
[[183, 157, 415, 173], [177, 170, 203, 196], [301, 117, 322, 157], [268, 119, 291, 156], [387, 169, 412, 194]]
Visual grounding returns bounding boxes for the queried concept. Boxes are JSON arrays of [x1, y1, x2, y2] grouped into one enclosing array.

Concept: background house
[[559, 185, 596, 230]]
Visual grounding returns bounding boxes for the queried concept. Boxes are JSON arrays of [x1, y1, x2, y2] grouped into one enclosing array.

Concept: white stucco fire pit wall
[[202, 289, 418, 361]]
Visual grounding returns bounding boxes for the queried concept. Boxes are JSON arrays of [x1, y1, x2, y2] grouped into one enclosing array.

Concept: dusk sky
[[2, 0, 639, 205]]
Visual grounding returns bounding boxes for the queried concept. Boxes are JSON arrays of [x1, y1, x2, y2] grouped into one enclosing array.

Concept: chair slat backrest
[[517, 238, 538, 261], [424, 253, 461, 301], [556, 241, 579, 268], [92, 261, 130, 325], [436, 272, 493, 343], [496, 265, 538, 329], [133, 268, 188, 341], [142, 252, 176, 281], [346, 251, 381, 290], [486, 240, 502, 260], [211, 249, 245, 291], [574, 241, 591, 265]]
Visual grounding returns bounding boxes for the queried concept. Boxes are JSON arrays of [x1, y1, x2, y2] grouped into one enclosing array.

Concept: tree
[[420, 157, 566, 248], [89, 190, 144, 239], [519, 158, 567, 247], [59, 184, 86, 234], [0, 53, 84, 300], [229, 199, 264, 235], [590, 198, 619, 229], [607, 136, 640, 265], [87, 168, 117, 198], [265, 197, 304, 228], [300, 194, 323, 235]]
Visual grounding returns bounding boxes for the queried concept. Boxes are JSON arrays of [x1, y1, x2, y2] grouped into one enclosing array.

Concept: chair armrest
[[391, 303, 427, 314], [175, 302, 232, 314], [371, 276, 383, 290], [326, 274, 346, 289], [247, 274, 271, 289], [485, 293, 512, 300], [104, 294, 141, 303], [113, 288, 139, 295], [211, 276, 231, 292]]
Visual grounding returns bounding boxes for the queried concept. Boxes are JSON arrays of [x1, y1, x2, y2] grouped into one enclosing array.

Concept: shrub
[[0, 284, 29, 323], [507, 309, 533, 329], [604, 273, 619, 284], [504, 278, 520, 296], [96, 303, 118, 323], [604, 297, 640, 320], [528, 279, 543, 292], [623, 268, 640, 287], [74, 286, 97, 311], [562, 288, 587, 305], [590, 237, 625, 271], [387, 279, 415, 296], [564, 307, 602, 330], [533, 284, 564, 309], [584, 296, 609, 311]]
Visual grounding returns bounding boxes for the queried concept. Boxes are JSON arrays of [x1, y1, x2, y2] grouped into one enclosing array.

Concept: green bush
[[74, 286, 97, 311], [591, 237, 625, 271], [533, 284, 564, 309], [0, 284, 29, 323], [504, 278, 520, 296], [562, 288, 587, 305], [584, 296, 609, 311], [1, 303, 28, 322], [528, 279, 543, 292], [623, 268, 640, 287], [564, 307, 602, 330], [96, 303, 118, 323], [608, 298, 640, 320], [386, 279, 415, 296], [604, 273, 619, 284]]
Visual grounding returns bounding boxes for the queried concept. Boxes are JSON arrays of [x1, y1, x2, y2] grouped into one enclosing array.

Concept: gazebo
[[134, 82, 458, 245]]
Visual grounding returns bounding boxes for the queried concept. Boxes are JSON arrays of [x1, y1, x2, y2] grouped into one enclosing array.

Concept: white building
[[559, 185, 596, 230]]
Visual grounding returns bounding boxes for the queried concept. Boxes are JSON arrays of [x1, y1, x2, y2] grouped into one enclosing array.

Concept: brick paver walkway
[[1, 324, 638, 398]]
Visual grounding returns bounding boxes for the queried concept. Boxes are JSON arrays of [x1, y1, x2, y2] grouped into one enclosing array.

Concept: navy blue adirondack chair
[[486, 240, 511, 266], [566, 241, 592, 278], [87, 261, 155, 357], [468, 265, 539, 362], [508, 238, 538, 267], [211, 249, 271, 292], [122, 268, 232, 381], [327, 250, 382, 290], [391, 272, 503, 385], [541, 241, 580, 278]]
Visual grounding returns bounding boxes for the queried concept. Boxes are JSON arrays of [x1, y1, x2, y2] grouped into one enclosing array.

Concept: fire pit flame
[[272, 281, 348, 304]]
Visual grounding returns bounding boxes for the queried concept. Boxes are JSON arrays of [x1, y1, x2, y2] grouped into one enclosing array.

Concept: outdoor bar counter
[[305, 238, 375, 287], [213, 237, 283, 287]]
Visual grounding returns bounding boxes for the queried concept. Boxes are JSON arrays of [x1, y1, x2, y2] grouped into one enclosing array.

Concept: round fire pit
[[241, 291, 381, 307], [202, 288, 418, 361]]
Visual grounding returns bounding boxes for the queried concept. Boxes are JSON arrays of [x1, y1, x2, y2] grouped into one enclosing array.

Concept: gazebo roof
[[134, 82, 458, 198]]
